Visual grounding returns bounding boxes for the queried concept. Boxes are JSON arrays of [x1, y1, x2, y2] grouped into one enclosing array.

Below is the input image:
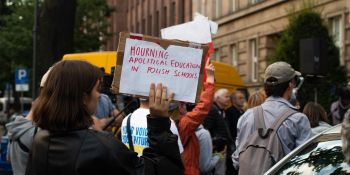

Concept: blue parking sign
[[15, 68, 29, 91]]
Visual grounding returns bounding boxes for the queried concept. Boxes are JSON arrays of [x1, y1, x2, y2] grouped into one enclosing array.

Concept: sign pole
[[32, 0, 39, 98], [20, 91, 23, 114], [15, 68, 29, 114], [6, 84, 11, 118]]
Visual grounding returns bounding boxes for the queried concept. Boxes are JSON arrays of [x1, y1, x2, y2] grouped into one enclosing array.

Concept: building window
[[211, 49, 220, 62], [142, 18, 146, 34], [251, 0, 262, 4], [231, 45, 237, 67], [197, 0, 202, 13], [155, 11, 159, 36], [330, 16, 344, 65], [215, 0, 221, 18], [179, 0, 184, 23], [202, 0, 207, 15], [215, 49, 220, 62], [196, 0, 206, 15], [163, 6, 167, 28], [170, 2, 175, 25], [231, 0, 236, 12], [148, 15, 152, 35], [136, 22, 139, 33], [250, 39, 258, 82]]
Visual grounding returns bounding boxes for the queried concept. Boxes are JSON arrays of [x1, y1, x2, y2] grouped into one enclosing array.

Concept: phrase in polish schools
[[119, 38, 203, 103]]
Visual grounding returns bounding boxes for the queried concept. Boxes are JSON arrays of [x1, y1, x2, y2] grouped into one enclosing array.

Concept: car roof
[[264, 124, 341, 175], [323, 124, 341, 134]]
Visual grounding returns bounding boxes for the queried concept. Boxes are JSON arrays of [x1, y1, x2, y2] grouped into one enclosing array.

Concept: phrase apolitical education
[[128, 46, 202, 79]]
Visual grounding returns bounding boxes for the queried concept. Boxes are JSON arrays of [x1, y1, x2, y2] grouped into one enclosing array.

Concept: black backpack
[[126, 114, 183, 175]]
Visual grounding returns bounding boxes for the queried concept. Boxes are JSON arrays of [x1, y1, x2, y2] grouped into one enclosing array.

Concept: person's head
[[26, 67, 52, 121], [303, 102, 328, 128], [33, 60, 103, 131], [230, 91, 246, 109], [342, 110, 350, 165], [139, 98, 149, 108], [168, 102, 187, 123], [339, 86, 350, 108], [247, 90, 267, 109], [264, 61, 301, 100], [215, 89, 230, 108]]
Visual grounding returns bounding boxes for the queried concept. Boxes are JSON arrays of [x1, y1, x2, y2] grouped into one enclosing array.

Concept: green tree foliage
[[0, 0, 12, 26], [0, 1, 34, 90], [74, 0, 112, 52], [0, 0, 111, 92], [272, 9, 347, 112]]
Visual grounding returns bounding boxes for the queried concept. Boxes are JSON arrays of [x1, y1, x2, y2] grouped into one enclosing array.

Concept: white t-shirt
[[121, 108, 184, 156]]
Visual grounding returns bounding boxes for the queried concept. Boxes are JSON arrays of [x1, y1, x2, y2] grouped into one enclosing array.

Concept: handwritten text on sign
[[119, 38, 203, 103]]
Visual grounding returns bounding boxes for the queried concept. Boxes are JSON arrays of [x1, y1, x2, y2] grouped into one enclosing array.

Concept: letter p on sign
[[15, 68, 29, 92]]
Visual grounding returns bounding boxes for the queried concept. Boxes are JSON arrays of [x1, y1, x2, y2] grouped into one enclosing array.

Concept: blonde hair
[[247, 90, 267, 109]]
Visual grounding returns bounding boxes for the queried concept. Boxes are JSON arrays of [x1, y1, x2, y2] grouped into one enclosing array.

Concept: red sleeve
[[178, 82, 215, 146]]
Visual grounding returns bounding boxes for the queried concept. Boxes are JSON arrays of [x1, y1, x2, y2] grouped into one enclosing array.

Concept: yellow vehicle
[[63, 52, 245, 92], [63, 52, 117, 74], [211, 61, 245, 92]]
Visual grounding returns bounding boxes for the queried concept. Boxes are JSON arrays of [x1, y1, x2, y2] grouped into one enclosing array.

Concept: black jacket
[[225, 106, 244, 141], [25, 117, 183, 175], [203, 103, 230, 143]]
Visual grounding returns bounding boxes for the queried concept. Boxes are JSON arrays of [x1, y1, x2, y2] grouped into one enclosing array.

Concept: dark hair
[[230, 90, 244, 101], [339, 86, 350, 100], [33, 60, 102, 131], [303, 102, 328, 128], [264, 77, 291, 97]]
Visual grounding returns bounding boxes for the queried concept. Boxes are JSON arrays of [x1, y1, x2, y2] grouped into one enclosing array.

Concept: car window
[[276, 137, 350, 174]]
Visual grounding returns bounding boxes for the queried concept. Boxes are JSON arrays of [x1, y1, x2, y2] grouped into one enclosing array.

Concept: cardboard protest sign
[[111, 32, 208, 103]]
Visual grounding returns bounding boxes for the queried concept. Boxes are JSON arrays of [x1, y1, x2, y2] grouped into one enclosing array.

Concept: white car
[[265, 124, 350, 175]]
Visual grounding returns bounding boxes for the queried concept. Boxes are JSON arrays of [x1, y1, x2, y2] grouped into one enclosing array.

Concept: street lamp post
[[32, 0, 38, 98]]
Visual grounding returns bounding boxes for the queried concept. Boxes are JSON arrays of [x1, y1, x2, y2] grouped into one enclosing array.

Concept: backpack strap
[[126, 113, 135, 152], [270, 108, 297, 130], [17, 138, 29, 153], [253, 106, 266, 130], [254, 106, 274, 139], [16, 126, 38, 153], [253, 106, 297, 139]]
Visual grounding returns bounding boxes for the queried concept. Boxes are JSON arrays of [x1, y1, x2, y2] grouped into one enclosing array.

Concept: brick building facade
[[105, 0, 193, 50], [105, 0, 128, 51]]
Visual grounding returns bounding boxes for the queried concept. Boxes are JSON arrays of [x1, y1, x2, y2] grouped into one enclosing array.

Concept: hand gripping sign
[[111, 32, 208, 103]]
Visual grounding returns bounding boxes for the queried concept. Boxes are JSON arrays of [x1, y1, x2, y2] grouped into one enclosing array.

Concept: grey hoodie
[[6, 115, 36, 175], [195, 125, 220, 175]]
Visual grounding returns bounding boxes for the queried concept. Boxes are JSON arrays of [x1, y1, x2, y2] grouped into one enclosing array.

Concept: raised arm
[[145, 83, 184, 174], [178, 59, 215, 144]]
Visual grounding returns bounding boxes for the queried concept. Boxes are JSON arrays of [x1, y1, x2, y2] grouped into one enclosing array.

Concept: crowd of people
[[3, 59, 350, 175]]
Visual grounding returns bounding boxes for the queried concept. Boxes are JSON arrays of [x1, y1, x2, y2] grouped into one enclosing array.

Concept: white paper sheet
[[161, 13, 217, 44]]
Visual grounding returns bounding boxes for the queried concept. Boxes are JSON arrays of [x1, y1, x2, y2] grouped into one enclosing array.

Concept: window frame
[[329, 15, 344, 65], [250, 39, 258, 82]]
